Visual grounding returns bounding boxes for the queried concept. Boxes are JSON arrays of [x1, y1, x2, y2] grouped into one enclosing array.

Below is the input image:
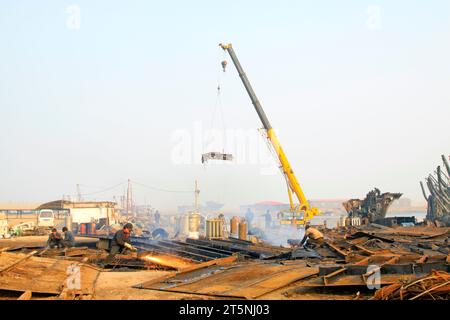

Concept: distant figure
[[110, 223, 136, 255], [154, 210, 161, 225], [62, 226, 75, 248], [218, 213, 227, 233], [245, 208, 254, 227], [47, 228, 63, 248], [300, 224, 324, 249], [264, 210, 272, 229]]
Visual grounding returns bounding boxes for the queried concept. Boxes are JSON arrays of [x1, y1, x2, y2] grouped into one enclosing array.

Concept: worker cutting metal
[[300, 224, 324, 249], [110, 223, 137, 255]]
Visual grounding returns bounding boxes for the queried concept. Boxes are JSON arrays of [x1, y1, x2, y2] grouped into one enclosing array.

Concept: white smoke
[[262, 224, 305, 247]]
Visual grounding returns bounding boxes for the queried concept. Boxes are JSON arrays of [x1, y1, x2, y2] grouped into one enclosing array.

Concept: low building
[[0, 202, 42, 214], [37, 200, 119, 225]]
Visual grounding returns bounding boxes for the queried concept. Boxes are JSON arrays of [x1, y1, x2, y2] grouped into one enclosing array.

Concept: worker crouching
[[47, 228, 63, 248], [62, 226, 75, 248], [300, 224, 324, 249], [110, 223, 137, 255]]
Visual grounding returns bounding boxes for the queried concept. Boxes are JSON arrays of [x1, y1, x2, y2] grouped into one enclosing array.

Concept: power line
[[131, 180, 193, 194], [80, 181, 127, 196]]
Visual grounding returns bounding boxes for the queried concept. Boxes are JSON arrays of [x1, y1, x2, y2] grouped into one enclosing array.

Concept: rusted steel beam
[[352, 244, 376, 255], [134, 241, 216, 261], [157, 240, 231, 258], [385, 256, 400, 264], [324, 241, 348, 257], [362, 256, 400, 281], [416, 255, 429, 264], [355, 257, 371, 265], [323, 256, 371, 285], [323, 268, 346, 285]]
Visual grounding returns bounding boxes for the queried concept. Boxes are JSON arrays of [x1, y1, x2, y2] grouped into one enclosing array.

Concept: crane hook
[[221, 60, 227, 72]]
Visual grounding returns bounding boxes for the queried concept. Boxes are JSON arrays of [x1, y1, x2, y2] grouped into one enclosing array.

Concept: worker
[[154, 210, 161, 225], [47, 228, 63, 248], [61, 226, 75, 248], [264, 210, 272, 229], [300, 224, 324, 248], [110, 223, 137, 255]]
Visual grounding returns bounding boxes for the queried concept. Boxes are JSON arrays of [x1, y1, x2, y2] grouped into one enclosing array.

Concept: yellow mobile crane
[[219, 43, 320, 225]]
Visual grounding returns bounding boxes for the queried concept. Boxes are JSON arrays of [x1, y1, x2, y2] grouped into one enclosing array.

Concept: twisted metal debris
[[420, 155, 450, 226]]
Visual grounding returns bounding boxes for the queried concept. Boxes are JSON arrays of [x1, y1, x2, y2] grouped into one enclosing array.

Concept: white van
[[38, 209, 55, 228]]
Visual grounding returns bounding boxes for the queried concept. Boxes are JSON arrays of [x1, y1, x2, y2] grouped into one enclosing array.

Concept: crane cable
[[204, 50, 228, 156], [260, 128, 298, 209]]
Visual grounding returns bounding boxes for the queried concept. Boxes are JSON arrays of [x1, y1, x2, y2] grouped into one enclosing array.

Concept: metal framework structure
[[420, 155, 450, 226]]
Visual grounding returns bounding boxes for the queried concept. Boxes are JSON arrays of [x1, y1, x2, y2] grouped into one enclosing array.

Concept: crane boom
[[219, 43, 319, 223]]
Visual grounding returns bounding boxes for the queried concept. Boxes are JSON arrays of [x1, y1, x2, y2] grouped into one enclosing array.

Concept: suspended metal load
[[201, 152, 233, 164]]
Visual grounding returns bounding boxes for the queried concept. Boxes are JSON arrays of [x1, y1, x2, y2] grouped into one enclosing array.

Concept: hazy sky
[[0, 1, 449, 212]]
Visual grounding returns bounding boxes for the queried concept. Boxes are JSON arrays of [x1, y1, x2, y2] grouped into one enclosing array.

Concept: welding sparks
[[139, 253, 195, 270], [143, 255, 163, 264]]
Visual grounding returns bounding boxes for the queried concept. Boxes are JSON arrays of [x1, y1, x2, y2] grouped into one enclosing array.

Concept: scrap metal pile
[[420, 154, 450, 226], [127, 224, 450, 300], [342, 188, 402, 224], [0, 248, 101, 300], [0, 223, 449, 300], [373, 270, 450, 300], [279, 224, 450, 299]]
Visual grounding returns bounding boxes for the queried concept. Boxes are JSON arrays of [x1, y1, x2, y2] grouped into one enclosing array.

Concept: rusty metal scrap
[[0, 251, 100, 295], [373, 270, 450, 300], [420, 155, 450, 226], [343, 188, 402, 223], [136, 261, 318, 299]]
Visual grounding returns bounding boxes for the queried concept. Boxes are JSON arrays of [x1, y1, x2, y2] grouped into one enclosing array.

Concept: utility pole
[[126, 179, 133, 216], [194, 180, 200, 213], [120, 195, 125, 211], [76, 184, 82, 202]]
